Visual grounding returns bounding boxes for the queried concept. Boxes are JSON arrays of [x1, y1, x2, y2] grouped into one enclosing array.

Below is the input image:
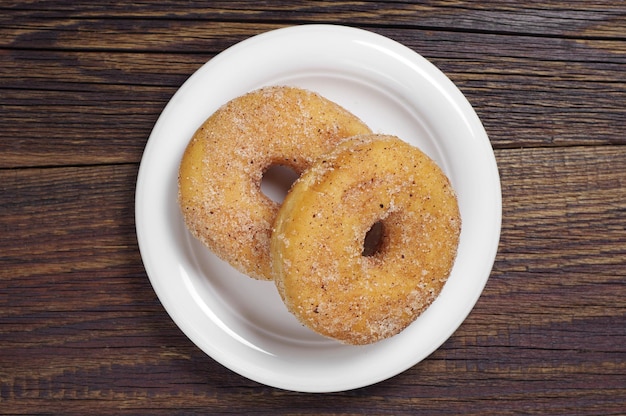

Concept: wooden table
[[2, 1, 625, 414]]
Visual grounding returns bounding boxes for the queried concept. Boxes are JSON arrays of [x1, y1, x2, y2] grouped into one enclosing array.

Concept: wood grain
[[1, 29, 625, 167], [1, 0, 625, 39], [1, 147, 624, 414], [1, 1, 625, 414]]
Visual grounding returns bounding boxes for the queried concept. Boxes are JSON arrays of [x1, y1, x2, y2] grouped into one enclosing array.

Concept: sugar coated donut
[[178, 86, 372, 280], [271, 134, 461, 344]]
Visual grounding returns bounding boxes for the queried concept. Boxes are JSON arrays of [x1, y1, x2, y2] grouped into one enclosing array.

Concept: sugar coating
[[178, 86, 372, 280], [270, 135, 461, 345]]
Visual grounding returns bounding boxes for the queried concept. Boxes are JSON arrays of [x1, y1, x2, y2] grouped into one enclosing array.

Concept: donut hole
[[362, 220, 385, 257], [260, 164, 299, 203]]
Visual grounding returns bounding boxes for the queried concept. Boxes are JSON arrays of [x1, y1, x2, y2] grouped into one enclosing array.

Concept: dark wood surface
[[1, 1, 625, 414]]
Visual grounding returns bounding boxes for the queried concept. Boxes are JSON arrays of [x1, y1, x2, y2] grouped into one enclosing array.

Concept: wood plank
[[3, 14, 626, 55], [0, 164, 143, 283], [496, 145, 626, 276], [3, 29, 624, 88], [1, 1, 625, 40], [1, 28, 625, 167], [0, 18, 268, 53], [0, 85, 170, 167], [1, 146, 624, 413]]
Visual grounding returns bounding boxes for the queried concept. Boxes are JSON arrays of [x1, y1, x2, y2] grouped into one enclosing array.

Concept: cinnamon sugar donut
[[271, 135, 461, 344], [178, 86, 371, 280]]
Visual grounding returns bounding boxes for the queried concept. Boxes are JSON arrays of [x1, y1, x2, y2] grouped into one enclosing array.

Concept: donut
[[271, 134, 461, 344], [178, 86, 372, 280]]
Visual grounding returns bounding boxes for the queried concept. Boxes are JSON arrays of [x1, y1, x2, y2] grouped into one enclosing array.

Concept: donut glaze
[[271, 135, 461, 344], [178, 86, 371, 280]]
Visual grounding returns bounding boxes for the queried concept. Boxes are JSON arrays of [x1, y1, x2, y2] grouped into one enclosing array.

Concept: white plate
[[135, 25, 501, 393]]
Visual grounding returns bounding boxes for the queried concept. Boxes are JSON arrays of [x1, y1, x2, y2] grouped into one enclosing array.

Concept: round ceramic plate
[[135, 25, 501, 393]]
